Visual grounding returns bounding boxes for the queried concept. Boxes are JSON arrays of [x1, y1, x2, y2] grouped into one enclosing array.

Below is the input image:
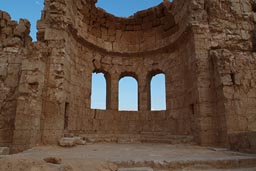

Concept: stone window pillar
[[110, 74, 119, 110], [165, 72, 171, 111], [138, 76, 150, 111]]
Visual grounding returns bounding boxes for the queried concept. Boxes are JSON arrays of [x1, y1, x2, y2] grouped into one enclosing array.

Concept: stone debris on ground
[[59, 137, 86, 147], [43, 157, 62, 164], [0, 147, 10, 155]]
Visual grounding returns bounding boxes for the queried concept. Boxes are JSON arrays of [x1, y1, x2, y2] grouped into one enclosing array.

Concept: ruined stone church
[[0, 0, 256, 154]]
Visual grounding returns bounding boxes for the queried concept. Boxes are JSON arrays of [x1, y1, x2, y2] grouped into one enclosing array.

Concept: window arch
[[91, 70, 111, 110], [118, 74, 138, 111], [149, 72, 166, 111]]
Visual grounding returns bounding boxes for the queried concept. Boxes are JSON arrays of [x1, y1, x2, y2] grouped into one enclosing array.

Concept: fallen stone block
[[59, 137, 76, 147], [118, 167, 153, 171], [59, 137, 86, 147], [72, 136, 86, 145], [0, 147, 10, 155], [43, 157, 62, 164], [64, 132, 74, 138]]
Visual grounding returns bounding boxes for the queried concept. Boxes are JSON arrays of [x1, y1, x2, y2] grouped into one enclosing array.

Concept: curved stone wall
[[51, 0, 197, 143], [68, 0, 189, 53]]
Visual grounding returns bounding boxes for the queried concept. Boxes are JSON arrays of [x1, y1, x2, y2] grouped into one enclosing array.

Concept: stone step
[[155, 168, 256, 171], [78, 133, 194, 144], [116, 158, 256, 171], [118, 167, 153, 171], [207, 168, 256, 171]]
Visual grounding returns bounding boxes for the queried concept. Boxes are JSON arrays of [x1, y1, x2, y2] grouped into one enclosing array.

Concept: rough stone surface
[[0, 0, 256, 155], [0, 156, 116, 171], [59, 137, 86, 147], [0, 147, 9, 155], [43, 157, 62, 164], [0, 144, 255, 171]]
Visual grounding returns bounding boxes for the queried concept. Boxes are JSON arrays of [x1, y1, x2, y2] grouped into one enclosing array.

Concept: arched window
[[91, 71, 110, 110], [150, 73, 166, 111], [96, 0, 163, 17], [119, 76, 138, 111]]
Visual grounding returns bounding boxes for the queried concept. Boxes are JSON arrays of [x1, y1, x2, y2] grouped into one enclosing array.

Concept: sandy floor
[[18, 143, 256, 163], [1, 143, 256, 171]]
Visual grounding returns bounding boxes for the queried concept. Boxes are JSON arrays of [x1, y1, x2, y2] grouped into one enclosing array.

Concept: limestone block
[[14, 23, 27, 37], [221, 75, 233, 86], [253, 13, 256, 23], [0, 20, 6, 29], [58, 137, 86, 147], [2, 12, 11, 21], [3, 38, 22, 48], [43, 157, 62, 164], [241, 0, 252, 12], [8, 55, 22, 64], [4, 75, 19, 87], [21, 60, 45, 71], [248, 114, 256, 130], [0, 147, 10, 155], [45, 28, 67, 40], [59, 138, 75, 147], [0, 64, 7, 77]]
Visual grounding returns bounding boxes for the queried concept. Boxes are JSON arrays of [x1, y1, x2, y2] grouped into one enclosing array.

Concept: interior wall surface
[[56, 0, 200, 142]]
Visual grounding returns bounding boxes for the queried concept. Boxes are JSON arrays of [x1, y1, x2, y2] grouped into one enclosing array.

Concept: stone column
[[110, 74, 119, 110], [165, 71, 172, 111], [138, 76, 150, 111], [85, 70, 92, 109], [105, 73, 111, 110], [12, 55, 46, 153]]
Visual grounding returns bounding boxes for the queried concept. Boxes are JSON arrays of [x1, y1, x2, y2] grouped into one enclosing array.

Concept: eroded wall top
[[0, 11, 32, 49], [36, 0, 190, 54]]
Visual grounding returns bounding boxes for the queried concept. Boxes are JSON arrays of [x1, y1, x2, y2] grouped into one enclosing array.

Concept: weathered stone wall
[[189, 0, 256, 152], [65, 34, 196, 139], [0, 11, 32, 147], [0, 10, 49, 153], [35, 2, 68, 145], [207, 0, 256, 153], [0, 0, 256, 153], [59, 0, 198, 142], [71, 1, 178, 53], [11, 42, 47, 152]]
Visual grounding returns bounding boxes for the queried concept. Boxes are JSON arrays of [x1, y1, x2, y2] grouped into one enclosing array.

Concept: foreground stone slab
[[118, 167, 153, 171], [0, 147, 9, 155], [43, 157, 62, 164]]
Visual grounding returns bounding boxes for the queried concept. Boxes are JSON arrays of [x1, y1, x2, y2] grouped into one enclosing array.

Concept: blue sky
[[91, 73, 166, 111], [96, 0, 163, 17], [1, 0, 166, 111], [0, 0, 44, 41]]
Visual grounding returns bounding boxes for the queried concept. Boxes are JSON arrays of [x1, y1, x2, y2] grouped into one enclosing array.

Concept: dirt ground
[[1, 144, 256, 171]]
